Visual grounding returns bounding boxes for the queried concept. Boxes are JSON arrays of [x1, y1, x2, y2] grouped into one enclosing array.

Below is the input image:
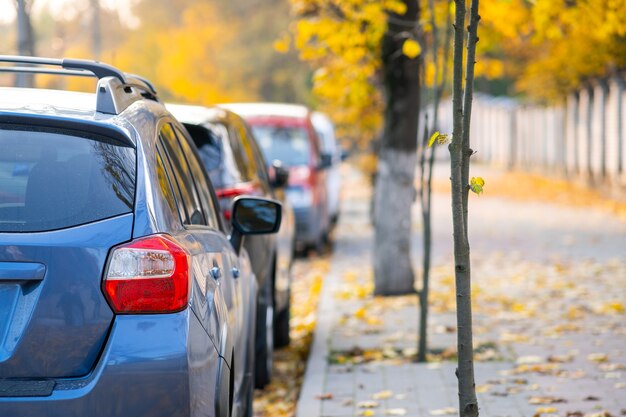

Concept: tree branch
[[461, 0, 481, 233]]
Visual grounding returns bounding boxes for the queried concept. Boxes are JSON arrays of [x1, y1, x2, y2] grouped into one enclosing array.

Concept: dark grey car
[[167, 104, 296, 387]]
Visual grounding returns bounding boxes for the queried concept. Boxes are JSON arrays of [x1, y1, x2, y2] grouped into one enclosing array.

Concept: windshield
[[251, 125, 310, 167]]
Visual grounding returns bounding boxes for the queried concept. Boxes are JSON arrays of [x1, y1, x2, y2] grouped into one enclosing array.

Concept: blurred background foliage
[[0, 0, 313, 105], [1, 0, 625, 144]]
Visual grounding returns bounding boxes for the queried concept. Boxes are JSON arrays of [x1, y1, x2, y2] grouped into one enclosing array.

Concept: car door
[[157, 122, 240, 359], [170, 123, 255, 400]]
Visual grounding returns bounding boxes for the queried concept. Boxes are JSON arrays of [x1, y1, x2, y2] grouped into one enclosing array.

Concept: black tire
[[314, 232, 326, 254], [274, 299, 290, 348], [228, 353, 234, 417], [242, 377, 254, 417], [254, 281, 273, 388], [215, 357, 231, 417], [243, 292, 256, 417]]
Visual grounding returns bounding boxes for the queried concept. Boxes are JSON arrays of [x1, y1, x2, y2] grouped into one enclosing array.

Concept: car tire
[[274, 297, 290, 348], [254, 281, 274, 388], [215, 356, 231, 417], [242, 378, 254, 417], [315, 234, 326, 254]]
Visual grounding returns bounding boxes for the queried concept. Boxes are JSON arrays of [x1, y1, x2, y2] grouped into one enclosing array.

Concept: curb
[[294, 259, 338, 417]]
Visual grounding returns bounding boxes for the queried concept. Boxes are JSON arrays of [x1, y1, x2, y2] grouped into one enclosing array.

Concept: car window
[[232, 121, 259, 178], [155, 144, 180, 220], [185, 122, 245, 189], [0, 126, 135, 232], [250, 124, 311, 167], [183, 122, 223, 188], [159, 124, 206, 226], [156, 140, 189, 224], [240, 122, 271, 190], [173, 126, 221, 230], [227, 124, 255, 181]]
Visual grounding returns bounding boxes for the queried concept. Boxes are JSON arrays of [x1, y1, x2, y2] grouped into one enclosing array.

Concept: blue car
[[0, 56, 281, 417]]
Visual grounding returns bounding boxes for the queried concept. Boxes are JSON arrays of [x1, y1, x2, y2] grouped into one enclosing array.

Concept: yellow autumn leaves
[[280, 0, 421, 146], [469, 177, 485, 195], [479, 0, 626, 101], [401, 39, 421, 59], [427, 131, 485, 195]]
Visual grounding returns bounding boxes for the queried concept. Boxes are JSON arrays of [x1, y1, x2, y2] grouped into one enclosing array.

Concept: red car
[[222, 103, 332, 253]]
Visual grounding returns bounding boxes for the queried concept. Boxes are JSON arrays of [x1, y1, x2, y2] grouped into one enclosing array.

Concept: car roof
[[165, 103, 231, 125], [0, 86, 173, 148], [0, 87, 103, 119], [221, 102, 310, 119], [311, 111, 334, 131]]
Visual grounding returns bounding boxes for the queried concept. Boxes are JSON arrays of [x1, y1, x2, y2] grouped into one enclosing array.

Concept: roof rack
[[0, 55, 159, 115]]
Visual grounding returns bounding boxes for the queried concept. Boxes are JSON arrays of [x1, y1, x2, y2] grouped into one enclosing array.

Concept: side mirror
[[318, 152, 332, 170], [229, 197, 282, 253], [269, 160, 290, 188]]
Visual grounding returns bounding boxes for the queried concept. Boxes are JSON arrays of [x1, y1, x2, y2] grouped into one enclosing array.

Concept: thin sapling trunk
[[449, 0, 481, 415]]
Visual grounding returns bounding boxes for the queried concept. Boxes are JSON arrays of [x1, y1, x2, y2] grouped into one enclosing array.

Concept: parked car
[[311, 111, 342, 227], [222, 103, 331, 252], [0, 56, 281, 417], [167, 103, 296, 387]]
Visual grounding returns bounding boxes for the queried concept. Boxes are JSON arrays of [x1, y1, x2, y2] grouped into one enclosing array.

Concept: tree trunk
[[373, 0, 420, 296], [417, 120, 432, 361], [417, 0, 452, 362], [15, 0, 35, 87], [449, 0, 480, 415]]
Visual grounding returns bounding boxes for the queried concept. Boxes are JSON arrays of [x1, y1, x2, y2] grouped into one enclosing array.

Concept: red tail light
[[103, 234, 190, 314], [216, 182, 261, 220], [216, 183, 258, 199]]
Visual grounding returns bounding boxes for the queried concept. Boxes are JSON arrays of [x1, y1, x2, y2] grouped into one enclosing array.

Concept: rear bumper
[[0, 310, 220, 417]]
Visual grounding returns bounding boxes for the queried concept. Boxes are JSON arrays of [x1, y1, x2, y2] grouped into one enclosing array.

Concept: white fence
[[428, 77, 626, 190]]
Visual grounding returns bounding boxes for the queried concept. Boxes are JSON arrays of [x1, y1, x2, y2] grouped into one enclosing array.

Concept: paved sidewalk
[[295, 164, 626, 417]]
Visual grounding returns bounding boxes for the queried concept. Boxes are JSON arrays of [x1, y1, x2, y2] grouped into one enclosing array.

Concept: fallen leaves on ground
[[357, 400, 380, 409], [371, 390, 393, 400], [529, 396, 567, 405], [534, 406, 559, 416], [588, 353, 609, 363], [429, 407, 457, 415], [385, 408, 407, 415], [317, 166, 626, 417], [252, 257, 328, 417]]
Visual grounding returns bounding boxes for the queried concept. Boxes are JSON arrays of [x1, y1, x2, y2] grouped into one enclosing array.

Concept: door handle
[[210, 266, 221, 280]]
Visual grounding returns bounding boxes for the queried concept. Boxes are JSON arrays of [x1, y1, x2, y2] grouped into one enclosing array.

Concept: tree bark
[[418, 0, 452, 363], [418, 121, 431, 362], [374, 0, 421, 296], [449, 0, 480, 415], [15, 0, 35, 88], [461, 0, 480, 232]]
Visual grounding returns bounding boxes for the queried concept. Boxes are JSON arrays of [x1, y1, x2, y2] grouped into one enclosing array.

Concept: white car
[[311, 111, 342, 226]]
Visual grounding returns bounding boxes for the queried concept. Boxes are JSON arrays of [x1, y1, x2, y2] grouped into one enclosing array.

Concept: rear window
[[0, 127, 135, 232], [251, 125, 311, 167]]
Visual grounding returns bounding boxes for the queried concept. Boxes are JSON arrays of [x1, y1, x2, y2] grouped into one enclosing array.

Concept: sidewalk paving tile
[[296, 165, 626, 417]]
